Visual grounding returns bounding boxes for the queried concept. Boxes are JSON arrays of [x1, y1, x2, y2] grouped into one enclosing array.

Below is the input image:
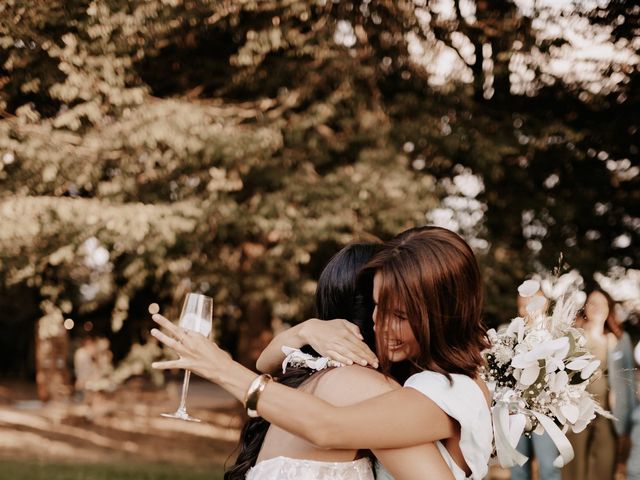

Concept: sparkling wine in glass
[[161, 293, 213, 422]]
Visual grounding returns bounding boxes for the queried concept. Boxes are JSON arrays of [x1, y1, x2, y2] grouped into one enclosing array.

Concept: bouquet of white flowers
[[483, 279, 611, 468]]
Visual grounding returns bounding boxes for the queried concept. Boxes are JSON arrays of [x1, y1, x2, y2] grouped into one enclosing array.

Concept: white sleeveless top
[[246, 456, 374, 480], [404, 371, 493, 480]]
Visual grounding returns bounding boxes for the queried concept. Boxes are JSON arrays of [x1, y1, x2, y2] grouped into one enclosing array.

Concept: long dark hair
[[365, 226, 489, 380], [224, 243, 379, 480], [314, 243, 378, 353]]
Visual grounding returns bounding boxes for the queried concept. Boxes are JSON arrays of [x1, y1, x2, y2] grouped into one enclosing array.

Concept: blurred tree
[[0, 0, 437, 396], [0, 0, 637, 396]]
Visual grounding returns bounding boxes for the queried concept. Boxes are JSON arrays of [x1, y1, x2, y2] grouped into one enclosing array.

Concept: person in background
[[626, 338, 640, 480], [562, 288, 636, 480], [511, 289, 561, 480], [73, 336, 96, 401]]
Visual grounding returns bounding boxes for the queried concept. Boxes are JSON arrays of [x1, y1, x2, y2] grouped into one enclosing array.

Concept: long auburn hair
[[224, 243, 380, 480], [364, 226, 489, 379]]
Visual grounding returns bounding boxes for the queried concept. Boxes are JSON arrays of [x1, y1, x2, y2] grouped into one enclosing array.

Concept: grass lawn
[[0, 459, 225, 480]]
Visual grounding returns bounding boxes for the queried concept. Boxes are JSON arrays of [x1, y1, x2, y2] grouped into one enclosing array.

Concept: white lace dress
[[246, 456, 374, 480]]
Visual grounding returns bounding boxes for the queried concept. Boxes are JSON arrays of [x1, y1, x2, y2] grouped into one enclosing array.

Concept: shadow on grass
[[0, 459, 225, 480]]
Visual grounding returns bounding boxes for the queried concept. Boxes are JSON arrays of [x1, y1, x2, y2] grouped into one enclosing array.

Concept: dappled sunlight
[[0, 381, 241, 465], [0, 1, 637, 478]]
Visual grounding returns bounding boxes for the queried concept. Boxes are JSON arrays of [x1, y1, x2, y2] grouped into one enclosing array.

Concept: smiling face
[[372, 271, 420, 363], [584, 290, 610, 326]]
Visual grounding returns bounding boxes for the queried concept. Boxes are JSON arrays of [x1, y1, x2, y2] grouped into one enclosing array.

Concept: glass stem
[[177, 370, 191, 413]]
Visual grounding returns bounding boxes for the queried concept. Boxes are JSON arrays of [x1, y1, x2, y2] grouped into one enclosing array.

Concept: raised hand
[[150, 313, 231, 380], [299, 319, 378, 368]]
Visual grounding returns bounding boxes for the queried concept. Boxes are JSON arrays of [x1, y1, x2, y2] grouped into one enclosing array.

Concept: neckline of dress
[[254, 456, 371, 467]]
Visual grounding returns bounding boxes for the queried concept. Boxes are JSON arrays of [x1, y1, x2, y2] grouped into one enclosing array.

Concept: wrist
[[297, 318, 318, 345], [245, 374, 273, 417], [215, 361, 260, 403], [203, 350, 234, 384]]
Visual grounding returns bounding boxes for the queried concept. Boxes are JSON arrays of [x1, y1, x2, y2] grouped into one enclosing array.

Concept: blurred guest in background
[[73, 336, 96, 401], [626, 338, 640, 480], [511, 289, 561, 480], [562, 289, 636, 480]]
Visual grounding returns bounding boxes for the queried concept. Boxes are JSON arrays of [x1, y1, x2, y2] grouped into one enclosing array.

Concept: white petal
[[506, 317, 525, 337], [553, 406, 567, 425], [580, 360, 600, 380], [578, 396, 596, 417], [487, 328, 498, 343], [566, 358, 590, 370], [546, 356, 564, 373], [531, 337, 569, 359], [518, 279, 541, 297], [572, 421, 588, 433], [574, 291, 587, 309], [560, 403, 580, 424], [520, 364, 540, 386], [551, 371, 569, 392], [511, 353, 536, 369], [526, 296, 547, 315]]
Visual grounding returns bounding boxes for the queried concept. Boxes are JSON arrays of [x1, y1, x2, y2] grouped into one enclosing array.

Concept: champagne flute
[[161, 293, 213, 422]]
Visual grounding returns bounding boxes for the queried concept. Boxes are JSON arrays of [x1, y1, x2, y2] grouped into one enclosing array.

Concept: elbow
[[307, 429, 334, 449], [302, 412, 341, 449], [308, 429, 338, 450]]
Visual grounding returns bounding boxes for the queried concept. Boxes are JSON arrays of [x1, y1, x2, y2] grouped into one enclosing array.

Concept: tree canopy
[[0, 0, 638, 387]]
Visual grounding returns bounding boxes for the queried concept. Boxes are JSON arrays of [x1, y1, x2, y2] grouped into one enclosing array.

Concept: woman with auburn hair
[[226, 242, 453, 480], [151, 226, 494, 479], [561, 288, 636, 480]]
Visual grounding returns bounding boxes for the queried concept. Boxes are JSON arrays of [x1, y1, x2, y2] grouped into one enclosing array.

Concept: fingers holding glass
[[151, 327, 183, 352], [154, 293, 214, 423]]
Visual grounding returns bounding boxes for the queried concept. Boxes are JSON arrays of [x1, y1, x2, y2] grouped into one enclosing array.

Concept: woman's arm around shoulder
[[256, 319, 378, 373], [255, 322, 308, 373], [151, 314, 455, 451], [255, 372, 458, 450], [310, 366, 455, 480]]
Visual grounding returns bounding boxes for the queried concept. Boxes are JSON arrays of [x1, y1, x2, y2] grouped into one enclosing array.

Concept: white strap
[[491, 401, 575, 469], [530, 411, 575, 468], [492, 402, 528, 467]]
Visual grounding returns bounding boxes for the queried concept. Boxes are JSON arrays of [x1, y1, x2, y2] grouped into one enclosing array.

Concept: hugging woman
[[227, 242, 450, 479], [151, 226, 494, 479]]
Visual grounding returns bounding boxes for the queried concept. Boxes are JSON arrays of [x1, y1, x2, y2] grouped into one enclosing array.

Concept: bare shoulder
[[308, 366, 401, 407]]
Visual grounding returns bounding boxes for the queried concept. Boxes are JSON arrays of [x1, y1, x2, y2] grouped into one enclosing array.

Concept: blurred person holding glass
[[561, 288, 636, 480]]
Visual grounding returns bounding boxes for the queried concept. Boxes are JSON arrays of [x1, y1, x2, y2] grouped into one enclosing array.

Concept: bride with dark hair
[[228, 242, 452, 480], [152, 226, 494, 480]]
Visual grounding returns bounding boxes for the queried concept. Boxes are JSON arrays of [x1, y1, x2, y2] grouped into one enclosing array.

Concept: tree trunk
[[235, 298, 273, 368], [34, 303, 72, 402]]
